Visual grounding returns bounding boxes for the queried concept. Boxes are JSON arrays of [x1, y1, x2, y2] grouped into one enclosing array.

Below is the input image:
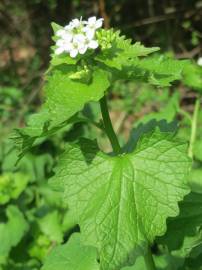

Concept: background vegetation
[[0, 0, 202, 269]]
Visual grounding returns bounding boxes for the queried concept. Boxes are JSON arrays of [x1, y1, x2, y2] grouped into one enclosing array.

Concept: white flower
[[54, 16, 103, 58], [85, 37, 99, 49], [71, 18, 82, 28], [62, 32, 73, 42], [84, 16, 104, 39], [56, 28, 73, 42], [74, 34, 88, 55], [67, 34, 88, 58], [197, 57, 202, 66], [67, 17, 84, 30], [85, 16, 104, 29], [55, 39, 71, 55]]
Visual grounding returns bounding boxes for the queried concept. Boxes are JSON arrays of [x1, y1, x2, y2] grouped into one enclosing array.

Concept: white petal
[[68, 22, 74, 28], [63, 42, 73, 52], [88, 16, 96, 26], [55, 47, 65, 55], [71, 18, 80, 28], [64, 24, 73, 31], [74, 34, 86, 43], [95, 18, 104, 29], [56, 39, 65, 46], [88, 40, 99, 49], [79, 45, 88, 54], [56, 29, 66, 37], [70, 49, 78, 58], [85, 29, 95, 40], [62, 33, 73, 42], [83, 26, 88, 32]]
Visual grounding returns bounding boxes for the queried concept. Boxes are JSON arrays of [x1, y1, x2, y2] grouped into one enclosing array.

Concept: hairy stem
[[188, 98, 200, 159], [144, 247, 156, 270], [99, 95, 121, 154]]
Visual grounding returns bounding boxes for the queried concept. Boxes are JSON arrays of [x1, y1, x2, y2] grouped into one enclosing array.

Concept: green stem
[[99, 95, 121, 154], [144, 247, 156, 270], [188, 98, 200, 159]]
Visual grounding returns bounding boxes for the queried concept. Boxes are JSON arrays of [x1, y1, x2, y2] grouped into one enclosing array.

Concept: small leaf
[[96, 29, 159, 69], [0, 206, 28, 264], [38, 211, 63, 243], [41, 233, 99, 270], [183, 61, 202, 92], [51, 128, 191, 270], [69, 66, 92, 83], [51, 22, 62, 34], [0, 173, 29, 204]]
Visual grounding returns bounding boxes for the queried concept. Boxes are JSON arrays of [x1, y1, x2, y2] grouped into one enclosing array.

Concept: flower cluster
[[55, 17, 104, 58]]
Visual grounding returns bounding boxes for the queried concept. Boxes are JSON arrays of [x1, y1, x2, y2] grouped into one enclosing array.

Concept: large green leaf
[[157, 190, 202, 269], [44, 67, 110, 127], [41, 233, 99, 270], [157, 167, 202, 253], [157, 190, 202, 251], [108, 55, 187, 87], [13, 66, 110, 159], [129, 56, 188, 87], [50, 129, 191, 270], [0, 206, 28, 264]]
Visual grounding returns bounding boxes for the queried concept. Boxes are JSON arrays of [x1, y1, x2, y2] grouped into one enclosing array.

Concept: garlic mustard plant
[[55, 16, 103, 58], [15, 16, 193, 270]]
